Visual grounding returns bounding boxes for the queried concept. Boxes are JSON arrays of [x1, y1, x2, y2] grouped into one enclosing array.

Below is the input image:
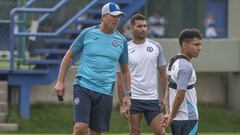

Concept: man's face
[[102, 14, 120, 30], [183, 37, 202, 58], [131, 20, 147, 40]]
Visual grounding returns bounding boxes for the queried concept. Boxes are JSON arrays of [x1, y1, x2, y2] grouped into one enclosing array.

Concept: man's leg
[[142, 100, 165, 135], [150, 113, 166, 135], [89, 90, 113, 132], [72, 122, 88, 135], [129, 113, 142, 135], [88, 128, 101, 135], [72, 85, 91, 135]]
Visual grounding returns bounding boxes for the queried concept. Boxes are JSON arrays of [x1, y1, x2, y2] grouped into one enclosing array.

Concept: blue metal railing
[[9, 0, 99, 70], [25, 0, 68, 25], [9, 0, 69, 70], [25, 0, 36, 7]]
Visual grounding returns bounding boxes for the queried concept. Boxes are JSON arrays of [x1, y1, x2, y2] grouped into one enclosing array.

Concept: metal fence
[[0, 0, 16, 50], [0, 0, 228, 52], [0, 0, 91, 58], [144, 0, 227, 38]]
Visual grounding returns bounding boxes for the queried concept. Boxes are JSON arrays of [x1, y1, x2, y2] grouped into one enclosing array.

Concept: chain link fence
[[0, 0, 228, 52], [0, 0, 92, 60], [144, 0, 204, 38], [0, 0, 16, 50], [143, 0, 227, 38]]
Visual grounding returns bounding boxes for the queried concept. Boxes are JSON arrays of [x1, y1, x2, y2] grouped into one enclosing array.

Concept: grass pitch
[[0, 133, 240, 135], [5, 104, 240, 134]]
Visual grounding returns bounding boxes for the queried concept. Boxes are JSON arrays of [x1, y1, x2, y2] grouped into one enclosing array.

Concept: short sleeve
[[70, 28, 90, 55], [118, 38, 128, 64], [157, 44, 167, 67], [176, 62, 193, 90]]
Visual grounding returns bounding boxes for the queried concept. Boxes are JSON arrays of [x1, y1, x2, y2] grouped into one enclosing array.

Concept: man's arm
[[170, 65, 192, 118], [54, 50, 74, 97], [170, 90, 185, 119], [161, 90, 185, 127], [120, 64, 131, 97], [158, 65, 168, 114], [119, 64, 131, 119], [116, 72, 124, 105]]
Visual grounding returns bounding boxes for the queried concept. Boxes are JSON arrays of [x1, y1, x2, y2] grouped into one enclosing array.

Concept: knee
[[73, 123, 87, 135]]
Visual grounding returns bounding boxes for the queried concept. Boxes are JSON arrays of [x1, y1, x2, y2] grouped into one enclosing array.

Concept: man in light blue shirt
[[54, 2, 131, 135]]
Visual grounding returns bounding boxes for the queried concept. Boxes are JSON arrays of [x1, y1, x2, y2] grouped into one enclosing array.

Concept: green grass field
[[0, 133, 240, 135], [5, 104, 240, 134]]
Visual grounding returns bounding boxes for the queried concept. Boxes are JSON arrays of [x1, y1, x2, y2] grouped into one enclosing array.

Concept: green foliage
[[6, 104, 240, 134]]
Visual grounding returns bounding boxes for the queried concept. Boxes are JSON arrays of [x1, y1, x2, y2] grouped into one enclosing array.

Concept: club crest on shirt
[[112, 40, 119, 47], [146, 46, 153, 52]]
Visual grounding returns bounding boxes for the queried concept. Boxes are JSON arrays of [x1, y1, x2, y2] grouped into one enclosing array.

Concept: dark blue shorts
[[171, 120, 198, 135], [130, 99, 161, 125], [73, 85, 113, 132]]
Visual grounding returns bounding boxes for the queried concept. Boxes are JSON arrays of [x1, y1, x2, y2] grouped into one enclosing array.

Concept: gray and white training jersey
[[128, 38, 166, 100], [167, 55, 199, 120]]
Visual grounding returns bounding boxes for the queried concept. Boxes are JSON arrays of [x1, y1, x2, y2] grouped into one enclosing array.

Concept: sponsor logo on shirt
[[146, 46, 153, 52], [130, 50, 135, 53], [93, 37, 99, 40], [112, 40, 119, 47]]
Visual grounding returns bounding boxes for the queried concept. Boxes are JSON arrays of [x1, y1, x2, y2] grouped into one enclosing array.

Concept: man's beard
[[136, 33, 146, 40]]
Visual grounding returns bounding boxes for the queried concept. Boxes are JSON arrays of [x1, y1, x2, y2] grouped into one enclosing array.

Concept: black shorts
[[130, 99, 161, 125], [171, 120, 198, 135], [73, 85, 113, 132]]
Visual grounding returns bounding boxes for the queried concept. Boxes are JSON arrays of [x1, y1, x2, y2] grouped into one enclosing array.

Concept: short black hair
[[130, 13, 146, 26], [178, 29, 202, 46]]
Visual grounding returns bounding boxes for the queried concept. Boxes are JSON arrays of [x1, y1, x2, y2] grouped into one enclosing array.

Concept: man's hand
[[120, 95, 131, 120], [120, 104, 130, 120], [54, 81, 65, 101], [160, 114, 172, 127]]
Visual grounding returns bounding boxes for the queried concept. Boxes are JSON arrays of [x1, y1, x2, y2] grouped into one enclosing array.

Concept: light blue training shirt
[[70, 25, 128, 96]]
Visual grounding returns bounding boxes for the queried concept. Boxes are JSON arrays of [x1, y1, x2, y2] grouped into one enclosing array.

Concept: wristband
[[124, 90, 131, 96]]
